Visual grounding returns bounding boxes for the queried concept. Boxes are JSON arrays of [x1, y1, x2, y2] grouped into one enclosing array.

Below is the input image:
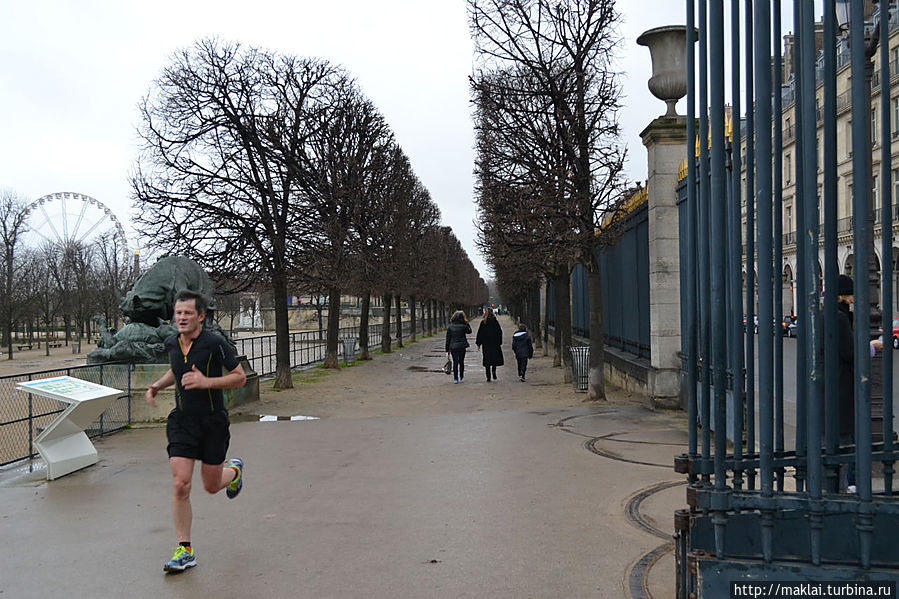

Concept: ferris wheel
[[21, 192, 130, 259]]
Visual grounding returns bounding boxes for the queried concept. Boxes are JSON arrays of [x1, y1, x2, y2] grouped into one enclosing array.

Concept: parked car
[[743, 315, 758, 334], [783, 315, 797, 337], [893, 319, 899, 349]]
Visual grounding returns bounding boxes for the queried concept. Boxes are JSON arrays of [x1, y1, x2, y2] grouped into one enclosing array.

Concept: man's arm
[[181, 363, 246, 391], [145, 369, 176, 408]]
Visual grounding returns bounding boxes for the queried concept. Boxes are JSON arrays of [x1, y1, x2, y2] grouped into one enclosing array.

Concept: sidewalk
[[0, 317, 690, 598]]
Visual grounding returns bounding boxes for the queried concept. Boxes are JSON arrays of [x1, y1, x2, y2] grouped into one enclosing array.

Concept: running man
[[145, 289, 247, 573]]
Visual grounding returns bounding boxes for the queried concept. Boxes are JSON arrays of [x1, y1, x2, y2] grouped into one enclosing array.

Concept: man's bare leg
[[200, 461, 238, 494], [170, 457, 194, 542]]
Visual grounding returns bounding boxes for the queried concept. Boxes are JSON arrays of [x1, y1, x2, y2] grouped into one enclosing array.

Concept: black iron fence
[[547, 202, 651, 362], [233, 318, 429, 377], [677, 0, 898, 593]]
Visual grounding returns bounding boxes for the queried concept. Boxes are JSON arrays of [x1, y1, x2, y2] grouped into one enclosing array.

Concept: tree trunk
[[409, 295, 417, 342], [552, 264, 573, 382], [543, 281, 550, 356], [381, 292, 392, 353], [583, 257, 606, 401], [531, 284, 543, 350], [427, 299, 433, 336], [323, 286, 341, 369], [4, 247, 11, 360], [359, 292, 371, 360], [395, 294, 403, 348], [272, 271, 293, 389]]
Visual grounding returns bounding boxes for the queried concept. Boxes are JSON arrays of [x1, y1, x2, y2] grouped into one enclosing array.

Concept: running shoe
[[164, 545, 196, 572], [226, 457, 243, 499]]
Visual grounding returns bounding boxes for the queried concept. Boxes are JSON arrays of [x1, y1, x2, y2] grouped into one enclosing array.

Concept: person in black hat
[[835, 274, 882, 492]]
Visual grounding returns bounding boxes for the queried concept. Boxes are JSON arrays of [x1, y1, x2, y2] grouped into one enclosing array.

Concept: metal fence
[[677, 0, 898, 593], [233, 318, 430, 377], [0, 362, 131, 468], [545, 202, 651, 361], [0, 317, 439, 469]]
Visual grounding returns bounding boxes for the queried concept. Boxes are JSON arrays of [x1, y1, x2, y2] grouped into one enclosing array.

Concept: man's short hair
[[174, 289, 209, 316]]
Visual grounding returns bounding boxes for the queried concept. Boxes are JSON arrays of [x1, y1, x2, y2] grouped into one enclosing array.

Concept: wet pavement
[[0, 333, 690, 598]]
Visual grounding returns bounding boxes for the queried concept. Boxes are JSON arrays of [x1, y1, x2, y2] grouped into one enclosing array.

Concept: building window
[[873, 106, 878, 145], [893, 97, 899, 137], [816, 136, 821, 171], [819, 188, 824, 224], [847, 120, 853, 157], [893, 168, 899, 218], [785, 153, 792, 184], [786, 205, 793, 232], [874, 174, 881, 223]]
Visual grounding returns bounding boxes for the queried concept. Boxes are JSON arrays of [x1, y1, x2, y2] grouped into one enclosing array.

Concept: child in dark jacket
[[511, 323, 534, 381]]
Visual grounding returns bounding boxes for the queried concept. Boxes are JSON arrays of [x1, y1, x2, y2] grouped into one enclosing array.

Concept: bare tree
[[133, 39, 339, 389], [292, 79, 395, 368], [470, 0, 628, 399], [0, 190, 29, 359], [93, 232, 131, 330], [33, 245, 65, 356]]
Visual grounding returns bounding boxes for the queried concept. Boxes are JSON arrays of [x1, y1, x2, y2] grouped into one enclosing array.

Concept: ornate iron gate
[[677, 0, 899, 594]]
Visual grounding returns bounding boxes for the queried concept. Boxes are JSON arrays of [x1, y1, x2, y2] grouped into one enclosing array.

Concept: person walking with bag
[[511, 323, 534, 382], [476, 307, 504, 381], [445, 310, 472, 383]]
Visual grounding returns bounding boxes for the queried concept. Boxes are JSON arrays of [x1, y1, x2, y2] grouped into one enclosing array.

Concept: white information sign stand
[[17, 376, 122, 480]]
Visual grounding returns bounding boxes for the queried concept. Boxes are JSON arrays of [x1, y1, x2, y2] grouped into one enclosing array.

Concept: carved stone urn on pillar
[[637, 25, 690, 118], [637, 25, 694, 410]]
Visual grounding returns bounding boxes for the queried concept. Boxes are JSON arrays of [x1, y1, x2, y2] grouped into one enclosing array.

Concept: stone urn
[[637, 25, 695, 117]]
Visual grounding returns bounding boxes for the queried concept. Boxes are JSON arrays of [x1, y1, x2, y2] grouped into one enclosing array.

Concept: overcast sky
[[0, 0, 686, 280]]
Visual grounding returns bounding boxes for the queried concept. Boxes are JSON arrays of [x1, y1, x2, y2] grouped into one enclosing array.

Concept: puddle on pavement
[[406, 366, 443, 373], [231, 413, 320, 423], [258, 414, 320, 422], [0, 461, 47, 487]]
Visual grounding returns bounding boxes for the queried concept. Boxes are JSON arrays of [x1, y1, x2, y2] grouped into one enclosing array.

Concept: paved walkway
[[0, 318, 690, 598]]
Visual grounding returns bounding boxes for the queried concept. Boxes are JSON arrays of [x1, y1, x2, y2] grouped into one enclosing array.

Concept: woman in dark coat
[[476, 308, 504, 381], [836, 274, 882, 492], [445, 310, 472, 383]]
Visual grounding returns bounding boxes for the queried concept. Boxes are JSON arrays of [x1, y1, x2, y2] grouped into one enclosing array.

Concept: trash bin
[[72, 342, 81, 354], [341, 338, 357, 365], [569, 346, 589, 392]]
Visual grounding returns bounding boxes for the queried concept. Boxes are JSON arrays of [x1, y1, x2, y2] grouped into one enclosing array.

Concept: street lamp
[[835, 0, 886, 441]]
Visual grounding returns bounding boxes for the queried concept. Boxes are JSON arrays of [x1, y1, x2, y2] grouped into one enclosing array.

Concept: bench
[[48, 343, 62, 349], [16, 344, 32, 351]]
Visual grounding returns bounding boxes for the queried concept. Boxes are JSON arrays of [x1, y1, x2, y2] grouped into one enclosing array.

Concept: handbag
[[442, 353, 452, 375]]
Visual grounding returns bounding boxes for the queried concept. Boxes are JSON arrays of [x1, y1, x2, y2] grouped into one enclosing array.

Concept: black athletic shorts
[[166, 409, 230, 465]]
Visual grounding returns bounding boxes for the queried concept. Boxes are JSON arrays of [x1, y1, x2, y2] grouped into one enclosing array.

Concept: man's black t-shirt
[[164, 329, 241, 416]]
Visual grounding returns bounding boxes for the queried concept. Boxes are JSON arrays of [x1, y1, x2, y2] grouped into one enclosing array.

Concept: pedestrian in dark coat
[[445, 310, 471, 383], [476, 307, 504, 381], [835, 274, 883, 492], [511, 323, 534, 381]]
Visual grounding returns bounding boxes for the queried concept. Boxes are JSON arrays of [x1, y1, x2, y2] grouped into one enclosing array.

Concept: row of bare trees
[[0, 190, 132, 358], [132, 38, 486, 389], [469, 0, 629, 400]]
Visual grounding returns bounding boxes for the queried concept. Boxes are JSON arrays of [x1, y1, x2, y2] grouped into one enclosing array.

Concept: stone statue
[[87, 256, 232, 364], [120, 256, 216, 325]]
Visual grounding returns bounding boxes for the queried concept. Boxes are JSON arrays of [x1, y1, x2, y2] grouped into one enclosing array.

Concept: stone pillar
[[641, 117, 688, 409]]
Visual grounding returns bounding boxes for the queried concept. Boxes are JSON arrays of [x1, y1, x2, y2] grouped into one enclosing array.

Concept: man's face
[[174, 299, 204, 336]]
